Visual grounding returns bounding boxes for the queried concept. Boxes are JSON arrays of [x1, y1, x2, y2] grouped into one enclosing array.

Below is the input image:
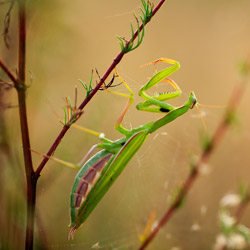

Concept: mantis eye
[[189, 92, 197, 109], [191, 99, 197, 108]]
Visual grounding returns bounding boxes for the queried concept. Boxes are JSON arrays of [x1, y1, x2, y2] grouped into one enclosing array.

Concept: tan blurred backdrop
[[0, 0, 250, 249]]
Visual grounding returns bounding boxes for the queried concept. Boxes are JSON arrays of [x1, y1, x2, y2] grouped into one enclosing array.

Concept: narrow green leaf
[[141, 0, 146, 10], [117, 36, 125, 51], [63, 107, 67, 125]]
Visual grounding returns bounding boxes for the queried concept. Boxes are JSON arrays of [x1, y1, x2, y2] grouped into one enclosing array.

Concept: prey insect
[[39, 58, 197, 239]]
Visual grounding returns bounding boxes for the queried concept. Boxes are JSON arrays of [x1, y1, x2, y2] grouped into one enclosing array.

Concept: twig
[[0, 58, 17, 84], [16, 0, 37, 249], [35, 0, 167, 176], [138, 77, 248, 249]]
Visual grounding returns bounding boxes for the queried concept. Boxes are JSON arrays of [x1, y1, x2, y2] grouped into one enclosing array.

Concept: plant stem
[[138, 82, 247, 250], [17, 0, 37, 249], [0, 58, 17, 84], [35, 0, 167, 176]]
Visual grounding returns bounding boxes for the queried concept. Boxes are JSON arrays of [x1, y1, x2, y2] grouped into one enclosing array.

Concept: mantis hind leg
[[59, 94, 112, 143], [136, 58, 182, 113], [71, 124, 112, 144]]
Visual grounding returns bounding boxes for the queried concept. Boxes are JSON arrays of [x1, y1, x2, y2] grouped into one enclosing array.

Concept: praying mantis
[[39, 58, 197, 239]]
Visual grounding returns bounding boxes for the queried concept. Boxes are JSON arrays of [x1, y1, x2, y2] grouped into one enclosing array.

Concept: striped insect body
[[31, 58, 198, 240], [69, 151, 114, 234], [73, 153, 112, 209], [66, 58, 198, 239]]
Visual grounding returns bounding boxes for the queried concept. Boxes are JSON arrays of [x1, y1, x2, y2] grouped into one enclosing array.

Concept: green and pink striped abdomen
[[69, 150, 114, 229]]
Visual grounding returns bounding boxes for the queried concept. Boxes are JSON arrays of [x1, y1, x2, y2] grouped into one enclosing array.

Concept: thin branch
[[18, 0, 25, 86], [0, 58, 17, 84], [15, 0, 36, 249], [35, 0, 167, 177], [138, 77, 248, 249]]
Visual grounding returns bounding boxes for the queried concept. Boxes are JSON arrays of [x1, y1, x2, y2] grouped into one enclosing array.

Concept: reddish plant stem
[[35, 0, 166, 177], [16, 0, 37, 249], [139, 83, 246, 250], [0, 58, 17, 84], [35, 126, 69, 176], [218, 192, 250, 250]]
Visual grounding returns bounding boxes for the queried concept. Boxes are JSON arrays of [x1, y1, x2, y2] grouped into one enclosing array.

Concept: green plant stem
[[138, 82, 247, 250]]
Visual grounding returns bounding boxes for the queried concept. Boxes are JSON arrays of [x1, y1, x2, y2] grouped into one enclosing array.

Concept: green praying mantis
[[37, 58, 198, 239]]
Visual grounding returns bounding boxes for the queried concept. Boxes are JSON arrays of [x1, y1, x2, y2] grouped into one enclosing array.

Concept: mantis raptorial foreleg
[[137, 58, 182, 113]]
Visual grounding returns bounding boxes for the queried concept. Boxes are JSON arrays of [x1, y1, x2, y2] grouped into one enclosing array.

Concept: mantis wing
[[69, 130, 148, 234]]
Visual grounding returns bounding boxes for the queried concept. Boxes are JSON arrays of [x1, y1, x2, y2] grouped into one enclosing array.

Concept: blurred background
[[0, 0, 250, 249]]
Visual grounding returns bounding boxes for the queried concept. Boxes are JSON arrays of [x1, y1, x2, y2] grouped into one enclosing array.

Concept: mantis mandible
[[42, 58, 197, 239]]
